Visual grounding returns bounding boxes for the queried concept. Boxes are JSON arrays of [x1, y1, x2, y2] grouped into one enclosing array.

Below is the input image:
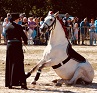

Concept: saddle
[[67, 43, 86, 63]]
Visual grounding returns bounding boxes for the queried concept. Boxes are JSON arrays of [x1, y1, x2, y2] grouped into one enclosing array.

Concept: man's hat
[[11, 13, 20, 21]]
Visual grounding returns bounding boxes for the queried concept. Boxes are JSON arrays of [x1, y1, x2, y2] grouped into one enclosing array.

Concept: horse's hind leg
[[55, 79, 65, 86], [66, 66, 84, 85], [66, 66, 93, 85], [55, 79, 72, 86]]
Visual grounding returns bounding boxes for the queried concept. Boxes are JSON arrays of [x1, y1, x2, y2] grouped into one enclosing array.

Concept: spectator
[[18, 13, 24, 25], [80, 18, 90, 45], [62, 13, 72, 39], [73, 23, 79, 45], [22, 17, 29, 36], [62, 13, 70, 25], [73, 17, 80, 45], [33, 17, 40, 37], [2, 17, 10, 44], [0, 17, 3, 43], [7, 13, 11, 21], [94, 18, 97, 45], [28, 17, 37, 45], [89, 19, 96, 45], [39, 17, 44, 26], [66, 18, 73, 40]]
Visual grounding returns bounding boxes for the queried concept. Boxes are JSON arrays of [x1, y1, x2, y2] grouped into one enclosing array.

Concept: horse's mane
[[56, 17, 68, 39], [56, 16, 72, 47]]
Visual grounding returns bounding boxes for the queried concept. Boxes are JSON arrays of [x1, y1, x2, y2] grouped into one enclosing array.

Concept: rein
[[44, 16, 56, 32]]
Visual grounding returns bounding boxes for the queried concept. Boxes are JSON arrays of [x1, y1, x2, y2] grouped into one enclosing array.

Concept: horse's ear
[[54, 11, 59, 17]]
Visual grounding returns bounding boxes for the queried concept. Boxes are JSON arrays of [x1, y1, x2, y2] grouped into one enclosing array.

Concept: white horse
[[26, 11, 94, 86]]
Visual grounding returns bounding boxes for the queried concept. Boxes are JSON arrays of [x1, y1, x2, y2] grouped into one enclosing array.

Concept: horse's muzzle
[[40, 27, 47, 33]]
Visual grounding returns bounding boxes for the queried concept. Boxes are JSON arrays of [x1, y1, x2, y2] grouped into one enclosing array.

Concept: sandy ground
[[0, 44, 97, 93]]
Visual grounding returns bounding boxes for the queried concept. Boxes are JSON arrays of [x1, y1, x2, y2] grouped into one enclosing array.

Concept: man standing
[[80, 18, 90, 45], [5, 13, 28, 89], [62, 13, 72, 39], [62, 13, 70, 25]]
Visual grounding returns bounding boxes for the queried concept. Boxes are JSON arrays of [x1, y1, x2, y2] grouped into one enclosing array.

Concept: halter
[[44, 16, 56, 32]]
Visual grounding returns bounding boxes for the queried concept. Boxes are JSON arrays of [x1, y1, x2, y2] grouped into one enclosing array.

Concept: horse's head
[[40, 11, 59, 33]]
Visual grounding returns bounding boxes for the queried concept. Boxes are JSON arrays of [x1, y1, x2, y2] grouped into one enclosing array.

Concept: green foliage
[[0, 0, 97, 19]]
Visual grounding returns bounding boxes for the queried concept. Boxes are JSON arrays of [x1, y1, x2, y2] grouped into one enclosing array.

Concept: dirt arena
[[0, 44, 97, 93]]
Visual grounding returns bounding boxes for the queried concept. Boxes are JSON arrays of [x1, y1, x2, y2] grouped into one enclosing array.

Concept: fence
[[0, 25, 96, 45], [66, 26, 90, 45]]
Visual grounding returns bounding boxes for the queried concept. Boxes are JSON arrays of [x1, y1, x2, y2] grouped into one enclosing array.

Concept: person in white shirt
[[2, 17, 10, 44], [73, 23, 79, 44]]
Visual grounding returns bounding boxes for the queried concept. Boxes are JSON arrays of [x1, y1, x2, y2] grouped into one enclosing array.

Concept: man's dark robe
[[5, 22, 28, 87]]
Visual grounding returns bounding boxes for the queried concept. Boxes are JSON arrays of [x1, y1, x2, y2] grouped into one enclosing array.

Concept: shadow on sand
[[73, 82, 97, 89]]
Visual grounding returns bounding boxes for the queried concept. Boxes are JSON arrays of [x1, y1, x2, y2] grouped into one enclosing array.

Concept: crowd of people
[[62, 13, 97, 46], [0, 13, 48, 45], [1, 12, 97, 46]]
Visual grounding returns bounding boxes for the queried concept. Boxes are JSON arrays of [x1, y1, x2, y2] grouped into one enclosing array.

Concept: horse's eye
[[50, 19, 53, 21]]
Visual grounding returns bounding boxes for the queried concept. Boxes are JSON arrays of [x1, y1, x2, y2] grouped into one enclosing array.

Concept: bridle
[[43, 16, 56, 32], [39, 16, 56, 43]]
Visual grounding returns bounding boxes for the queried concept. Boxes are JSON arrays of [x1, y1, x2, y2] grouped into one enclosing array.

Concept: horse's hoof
[[25, 72, 31, 78], [31, 81, 36, 85], [52, 79, 58, 83], [55, 83, 62, 86]]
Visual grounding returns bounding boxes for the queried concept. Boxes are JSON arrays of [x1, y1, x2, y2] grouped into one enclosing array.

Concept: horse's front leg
[[31, 59, 54, 85], [25, 58, 45, 79], [31, 62, 46, 84]]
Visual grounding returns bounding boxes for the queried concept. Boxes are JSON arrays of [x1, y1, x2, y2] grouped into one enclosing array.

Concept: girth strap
[[52, 56, 71, 69], [52, 43, 86, 69]]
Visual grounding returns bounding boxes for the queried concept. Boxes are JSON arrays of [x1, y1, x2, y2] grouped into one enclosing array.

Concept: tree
[[0, 0, 97, 20]]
